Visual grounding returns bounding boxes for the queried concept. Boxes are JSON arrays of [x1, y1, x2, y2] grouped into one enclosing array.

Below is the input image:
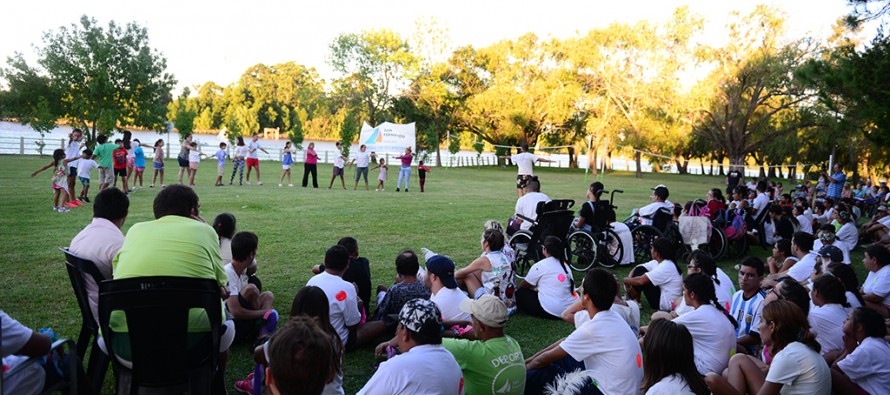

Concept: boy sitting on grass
[[226, 231, 276, 343]]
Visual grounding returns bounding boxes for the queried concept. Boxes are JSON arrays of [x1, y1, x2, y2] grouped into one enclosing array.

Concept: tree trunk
[[701, 158, 706, 175], [568, 147, 577, 169], [777, 164, 784, 179], [604, 144, 612, 171], [788, 166, 796, 181], [768, 163, 777, 179], [675, 159, 688, 175], [589, 142, 598, 177], [435, 128, 442, 167], [635, 151, 642, 178]]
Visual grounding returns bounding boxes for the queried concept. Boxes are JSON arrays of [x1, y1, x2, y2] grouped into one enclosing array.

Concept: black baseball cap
[[425, 255, 458, 289]]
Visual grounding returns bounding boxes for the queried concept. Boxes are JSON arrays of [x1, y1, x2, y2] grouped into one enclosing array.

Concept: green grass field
[[0, 154, 867, 394]]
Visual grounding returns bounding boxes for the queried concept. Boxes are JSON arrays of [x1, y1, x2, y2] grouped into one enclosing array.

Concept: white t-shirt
[[334, 154, 345, 168], [358, 344, 464, 395], [835, 222, 858, 249], [765, 342, 831, 395], [673, 305, 736, 375], [813, 239, 851, 264], [787, 253, 817, 282], [514, 192, 551, 230], [574, 300, 641, 336], [808, 303, 846, 356], [306, 272, 361, 345], [837, 337, 890, 395], [643, 260, 682, 311], [189, 150, 200, 163], [224, 263, 249, 297], [845, 291, 862, 314], [66, 140, 82, 168], [863, 265, 890, 305], [715, 268, 735, 311], [431, 287, 471, 322], [511, 152, 539, 175], [796, 215, 812, 234], [611, 221, 635, 265], [247, 141, 261, 159], [558, 309, 643, 395], [645, 374, 696, 395], [234, 145, 249, 159], [638, 201, 672, 225], [354, 151, 371, 167], [752, 192, 770, 219], [77, 159, 98, 179], [1, 311, 45, 395], [729, 290, 766, 340], [523, 256, 579, 317], [220, 237, 232, 266], [879, 215, 890, 228]]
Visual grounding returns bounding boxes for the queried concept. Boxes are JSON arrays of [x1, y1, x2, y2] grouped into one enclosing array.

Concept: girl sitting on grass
[[31, 148, 79, 212]]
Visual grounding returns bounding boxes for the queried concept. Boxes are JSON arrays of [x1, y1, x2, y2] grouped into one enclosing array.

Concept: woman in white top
[[707, 299, 830, 395], [516, 236, 578, 319], [454, 228, 515, 307], [65, 128, 83, 204], [793, 205, 812, 234], [767, 239, 798, 275], [825, 262, 865, 313], [808, 275, 849, 355], [213, 213, 237, 265], [673, 273, 738, 375], [642, 319, 710, 395], [829, 307, 890, 395], [861, 244, 890, 317]]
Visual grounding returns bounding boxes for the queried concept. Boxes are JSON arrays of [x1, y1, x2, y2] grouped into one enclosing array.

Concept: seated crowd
[[5, 168, 890, 395]]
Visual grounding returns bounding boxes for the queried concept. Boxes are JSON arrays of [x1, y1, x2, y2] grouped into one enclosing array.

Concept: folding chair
[[60, 247, 109, 394]]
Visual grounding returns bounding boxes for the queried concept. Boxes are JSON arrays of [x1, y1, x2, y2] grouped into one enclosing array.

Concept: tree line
[[2, 5, 890, 179]]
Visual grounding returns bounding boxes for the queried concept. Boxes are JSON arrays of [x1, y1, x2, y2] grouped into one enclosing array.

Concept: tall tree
[[2, 15, 175, 146]]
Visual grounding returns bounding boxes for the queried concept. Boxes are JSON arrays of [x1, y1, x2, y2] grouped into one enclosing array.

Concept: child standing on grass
[[188, 142, 201, 187], [76, 149, 97, 203], [151, 139, 165, 188], [418, 161, 431, 193], [215, 142, 228, 186], [280, 141, 294, 187], [112, 139, 130, 193], [31, 148, 78, 212], [132, 139, 147, 189], [373, 158, 387, 191], [231, 137, 248, 186]]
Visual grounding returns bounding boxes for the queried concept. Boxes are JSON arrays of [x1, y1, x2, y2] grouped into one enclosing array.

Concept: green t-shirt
[[443, 335, 525, 395], [111, 215, 226, 333], [93, 142, 118, 168]]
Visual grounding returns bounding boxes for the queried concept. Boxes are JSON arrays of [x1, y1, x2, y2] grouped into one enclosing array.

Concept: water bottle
[[493, 279, 501, 299]]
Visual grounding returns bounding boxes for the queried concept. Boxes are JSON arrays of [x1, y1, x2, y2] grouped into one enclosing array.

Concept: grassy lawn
[[0, 154, 868, 394]]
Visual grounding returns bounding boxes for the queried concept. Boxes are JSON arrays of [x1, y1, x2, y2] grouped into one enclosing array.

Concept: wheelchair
[[625, 207, 682, 263], [566, 189, 626, 271], [508, 199, 575, 278]]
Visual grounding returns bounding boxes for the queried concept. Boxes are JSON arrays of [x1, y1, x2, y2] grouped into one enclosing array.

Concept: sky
[[2, 0, 863, 93]]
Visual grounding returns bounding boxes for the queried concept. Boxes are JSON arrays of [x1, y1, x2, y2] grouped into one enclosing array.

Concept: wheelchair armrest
[[516, 214, 535, 224]]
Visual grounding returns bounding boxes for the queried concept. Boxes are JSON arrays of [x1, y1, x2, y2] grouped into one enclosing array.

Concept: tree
[[2, 15, 175, 146], [329, 29, 417, 125]]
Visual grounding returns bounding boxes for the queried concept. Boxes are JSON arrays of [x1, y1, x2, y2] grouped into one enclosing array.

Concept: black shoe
[[405, 189, 409, 192], [83, 197, 91, 203], [396, 188, 400, 192]]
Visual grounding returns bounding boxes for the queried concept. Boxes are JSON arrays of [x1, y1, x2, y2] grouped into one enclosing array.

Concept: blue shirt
[[215, 150, 227, 167], [827, 172, 846, 199], [133, 146, 146, 168], [282, 151, 293, 165]]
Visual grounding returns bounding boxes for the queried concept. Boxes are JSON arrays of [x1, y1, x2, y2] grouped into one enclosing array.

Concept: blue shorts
[[78, 177, 90, 186], [153, 162, 164, 170]]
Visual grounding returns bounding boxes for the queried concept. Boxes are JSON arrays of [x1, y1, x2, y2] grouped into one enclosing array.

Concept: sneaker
[[245, 181, 251, 185], [257, 181, 263, 186], [57, 207, 70, 213], [279, 183, 283, 187], [139, 186, 143, 189], [66, 201, 79, 208], [150, 184, 154, 188], [83, 197, 91, 203], [288, 184, 294, 187], [160, 185, 165, 189], [52, 206, 59, 211], [233, 372, 254, 394], [396, 188, 400, 192], [375, 188, 379, 192], [405, 189, 409, 192]]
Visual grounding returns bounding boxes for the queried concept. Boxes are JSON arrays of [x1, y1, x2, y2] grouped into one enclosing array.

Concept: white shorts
[[282, 164, 291, 170]]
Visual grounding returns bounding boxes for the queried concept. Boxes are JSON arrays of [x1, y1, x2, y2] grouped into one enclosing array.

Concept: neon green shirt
[[111, 215, 226, 332], [442, 335, 525, 395], [93, 142, 118, 168]]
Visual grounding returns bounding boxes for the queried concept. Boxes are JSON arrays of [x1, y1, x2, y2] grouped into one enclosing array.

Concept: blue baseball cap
[[426, 255, 458, 289]]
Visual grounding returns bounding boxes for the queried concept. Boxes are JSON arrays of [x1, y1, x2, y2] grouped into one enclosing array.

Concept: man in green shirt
[[91, 134, 119, 190], [443, 295, 525, 394]]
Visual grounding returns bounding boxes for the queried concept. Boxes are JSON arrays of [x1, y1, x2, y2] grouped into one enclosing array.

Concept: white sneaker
[[279, 184, 283, 187], [375, 188, 379, 191], [288, 184, 293, 187], [257, 181, 263, 185], [420, 248, 437, 260], [245, 181, 252, 185], [57, 207, 69, 213]]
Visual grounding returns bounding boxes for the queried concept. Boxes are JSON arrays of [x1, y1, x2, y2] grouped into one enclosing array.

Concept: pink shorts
[[246, 158, 259, 168], [135, 167, 145, 172], [189, 162, 199, 170], [127, 157, 135, 167]]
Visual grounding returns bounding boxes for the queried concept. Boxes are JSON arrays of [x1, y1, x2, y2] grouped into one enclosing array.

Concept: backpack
[[724, 208, 747, 240]]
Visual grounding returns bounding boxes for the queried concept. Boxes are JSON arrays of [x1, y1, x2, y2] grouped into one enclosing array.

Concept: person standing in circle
[[500, 143, 553, 197], [65, 128, 83, 205], [245, 133, 269, 185], [177, 133, 193, 184], [350, 144, 371, 191], [230, 137, 248, 186], [328, 142, 347, 189], [302, 142, 318, 188], [395, 146, 414, 192]]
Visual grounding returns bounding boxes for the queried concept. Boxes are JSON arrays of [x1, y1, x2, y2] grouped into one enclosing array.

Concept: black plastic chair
[[60, 247, 109, 394], [98, 276, 222, 395]]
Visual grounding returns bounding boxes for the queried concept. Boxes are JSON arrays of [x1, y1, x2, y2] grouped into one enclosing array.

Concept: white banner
[[359, 122, 416, 153]]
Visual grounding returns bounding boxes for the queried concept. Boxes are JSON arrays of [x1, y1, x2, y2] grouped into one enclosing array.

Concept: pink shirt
[[306, 148, 318, 164], [396, 154, 413, 167], [69, 217, 125, 322]]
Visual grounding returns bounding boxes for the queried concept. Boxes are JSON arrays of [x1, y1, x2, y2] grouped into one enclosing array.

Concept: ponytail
[[688, 250, 718, 286], [684, 273, 736, 328]]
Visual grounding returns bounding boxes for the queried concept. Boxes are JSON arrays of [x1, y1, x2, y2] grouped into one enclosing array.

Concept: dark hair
[[739, 256, 765, 277], [212, 213, 237, 239], [52, 148, 65, 166], [589, 182, 604, 199], [337, 237, 359, 257], [812, 275, 849, 307], [865, 244, 890, 268], [520, 143, 529, 152], [761, 300, 820, 353], [69, 128, 82, 146], [710, 188, 725, 203], [219, 142, 227, 148], [652, 238, 678, 264], [324, 245, 350, 271], [122, 130, 132, 149], [688, 250, 718, 285], [526, 177, 541, 192], [850, 307, 887, 338], [776, 278, 811, 315], [582, 268, 616, 311], [154, 139, 163, 147], [236, 136, 245, 146], [483, 228, 505, 252], [826, 262, 864, 306], [267, 316, 338, 395], [641, 319, 710, 395], [543, 236, 574, 294], [775, 239, 792, 258], [82, 148, 93, 156], [97, 135, 108, 144], [791, 232, 815, 253], [114, 139, 122, 144], [684, 273, 737, 328], [231, 232, 258, 262], [92, 188, 129, 221], [733, 185, 748, 197], [152, 184, 199, 219], [768, 205, 782, 215], [756, 180, 767, 192], [395, 249, 419, 277]]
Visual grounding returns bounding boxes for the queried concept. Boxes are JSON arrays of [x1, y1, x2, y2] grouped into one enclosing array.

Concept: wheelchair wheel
[[509, 231, 535, 279], [567, 231, 597, 273], [631, 225, 662, 263], [725, 233, 748, 259], [596, 228, 623, 269], [705, 227, 728, 260]]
